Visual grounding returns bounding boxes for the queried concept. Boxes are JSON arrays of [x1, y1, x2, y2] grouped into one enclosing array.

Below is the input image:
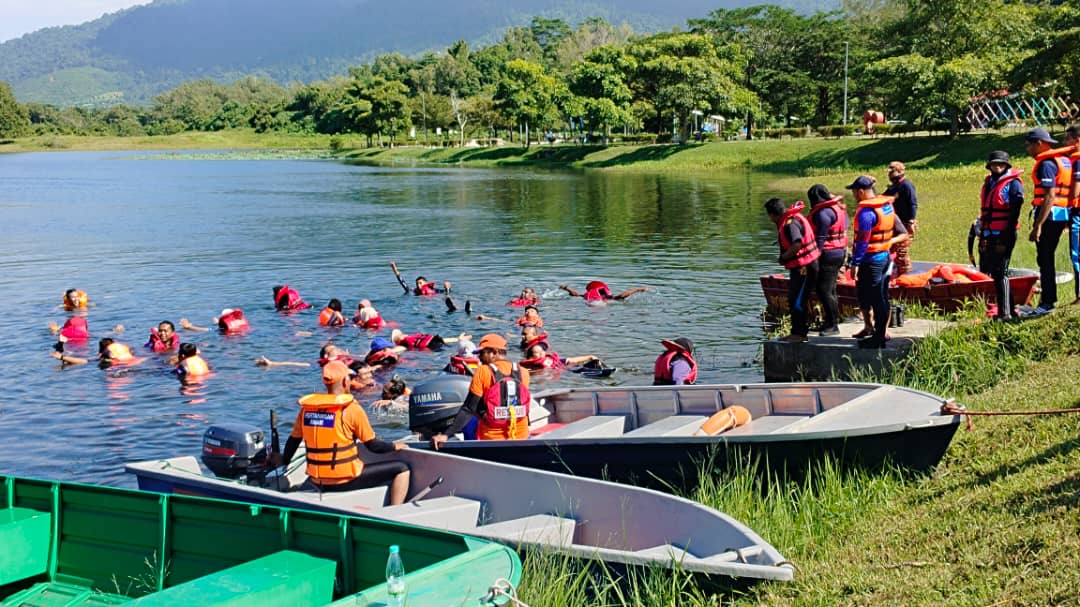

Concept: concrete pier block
[[763, 318, 949, 382]]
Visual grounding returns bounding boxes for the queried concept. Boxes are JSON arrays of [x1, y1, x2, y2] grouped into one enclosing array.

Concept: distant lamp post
[[843, 41, 850, 126]]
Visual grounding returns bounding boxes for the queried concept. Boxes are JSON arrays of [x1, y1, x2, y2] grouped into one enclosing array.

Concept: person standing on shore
[[1064, 125, 1080, 303], [883, 161, 918, 276], [847, 176, 909, 348], [977, 151, 1025, 320], [1025, 128, 1073, 315], [765, 198, 820, 343], [807, 184, 848, 335]]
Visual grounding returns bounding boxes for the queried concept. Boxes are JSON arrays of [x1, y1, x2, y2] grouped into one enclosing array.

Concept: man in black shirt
[[884, 161, 918, 275]]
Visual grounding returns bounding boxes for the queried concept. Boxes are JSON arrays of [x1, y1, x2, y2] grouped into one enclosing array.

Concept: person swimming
[[559, 281, 648, 303]]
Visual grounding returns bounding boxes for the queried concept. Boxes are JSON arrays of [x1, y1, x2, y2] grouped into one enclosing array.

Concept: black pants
[[815, 253, 844, 329], [979, 232, 1016, 318], [312, 461, 409, 492], [1036, 219, 1067, 308], [788, 260, 819, 337], [856, 256, 891, 340]]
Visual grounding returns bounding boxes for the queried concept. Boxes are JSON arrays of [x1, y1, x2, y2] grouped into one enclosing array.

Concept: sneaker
[[852, 327, 873, 339], [1025, 305, 1054, 317], [857, 336, 887, 349], [819, 326, 840, 336]]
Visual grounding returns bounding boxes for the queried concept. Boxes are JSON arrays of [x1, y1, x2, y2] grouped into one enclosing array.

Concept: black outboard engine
[[202, 423, 269, 479], [408, 375, 472, 439]]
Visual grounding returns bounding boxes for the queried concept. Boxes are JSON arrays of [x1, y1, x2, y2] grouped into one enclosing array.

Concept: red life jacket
[[856, 196, 897, 254], [275, 286, 310, 311], [482, 363, 531, 432], [653, 349, 698, 385], [447, 355, 480, 375], [60, 317, 89, 340], [810, 195, 848, 251], [508, 297, 540, 307], [1031, 147, 1074, 208], [980, 168, 1024, 233], [414, 282, 437, 296], [146, 328, 179, 352], [519, 352, 563, 370], [364, 349, 399, 367], [777, 202, 821, 269], [318, 307, 344, 327], [522, 333, 551, 351], [358, 314, 385, 330], [218, 310, 250, 334], [584, 281, 612, 302], [402, 333, 436, 349]]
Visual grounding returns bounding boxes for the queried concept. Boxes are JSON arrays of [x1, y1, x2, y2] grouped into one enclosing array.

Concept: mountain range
[[0, 0, 832, 107]]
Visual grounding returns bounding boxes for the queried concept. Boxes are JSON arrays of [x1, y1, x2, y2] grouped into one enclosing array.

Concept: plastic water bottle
[[385, 545, 406, 607]]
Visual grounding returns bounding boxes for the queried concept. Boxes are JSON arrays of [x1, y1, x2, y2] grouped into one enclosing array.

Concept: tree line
[[1, 1, 1077, 143]]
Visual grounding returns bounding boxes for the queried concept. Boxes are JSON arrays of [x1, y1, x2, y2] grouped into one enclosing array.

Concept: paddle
[[408, 476, 444, 504], [389, 261, 410, 294]]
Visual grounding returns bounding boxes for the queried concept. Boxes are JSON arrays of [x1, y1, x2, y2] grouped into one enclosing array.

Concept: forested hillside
[[0, 0, 826, 106]]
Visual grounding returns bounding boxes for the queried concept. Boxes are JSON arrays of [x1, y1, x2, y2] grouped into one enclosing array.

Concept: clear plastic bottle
[[385, 544, 406, 607]]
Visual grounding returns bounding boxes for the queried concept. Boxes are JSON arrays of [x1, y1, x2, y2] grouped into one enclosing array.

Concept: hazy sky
[[0, 1, 150, 43]]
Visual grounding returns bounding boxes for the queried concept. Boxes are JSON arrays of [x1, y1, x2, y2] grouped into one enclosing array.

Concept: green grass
[[1, 129, 335, 153]]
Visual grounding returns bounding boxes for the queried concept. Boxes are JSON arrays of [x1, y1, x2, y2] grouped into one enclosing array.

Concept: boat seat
[[722, 415, 810, 436], [624, 415, 707, 438], [291, 485, 389, 511], [698, 544, 765, 565], [476, 514, 576, 546], [379, 496, 482, 532], [0, 507, 50, 586], [630, 544, 689, 560], [127, 550, 335, 607], [1, 580, 130, 606], [536, 416, 626, 440]]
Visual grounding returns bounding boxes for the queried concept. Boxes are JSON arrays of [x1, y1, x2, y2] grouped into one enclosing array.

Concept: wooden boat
[[126, 447, 794, 582], [404, 381, 962, 493], [0, 474, 521, 607], [760, 260, 1040, 317]]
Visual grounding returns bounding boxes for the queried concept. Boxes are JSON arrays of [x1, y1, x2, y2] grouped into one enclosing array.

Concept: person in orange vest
[[807, 184, 848, 335], [977, 151, 1025, 320], [174, 342, 210, 378], [1064, 124, 1080, 303], [429, 333, 531, 449], [276, 360, 410, 504], [846, 176, 909, 348], [765, 198, 820, 343], [1025, 128, 1073, 314], [318, 299, 346, 327]]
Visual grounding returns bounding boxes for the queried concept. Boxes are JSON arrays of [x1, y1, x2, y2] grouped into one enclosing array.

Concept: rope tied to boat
[[483, 578, 530, 607], [940, 399, 1080, 430]]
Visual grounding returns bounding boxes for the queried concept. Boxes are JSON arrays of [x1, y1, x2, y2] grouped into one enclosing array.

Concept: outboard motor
[[201, 423, 269, 479], [408, 375, 472, 439]]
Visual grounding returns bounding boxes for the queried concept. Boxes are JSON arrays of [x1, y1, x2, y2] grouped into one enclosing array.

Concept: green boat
[[0, 475, 522, 607]]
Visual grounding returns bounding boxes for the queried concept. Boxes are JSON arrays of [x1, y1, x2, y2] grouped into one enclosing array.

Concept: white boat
[[127, 444, 793, 582]]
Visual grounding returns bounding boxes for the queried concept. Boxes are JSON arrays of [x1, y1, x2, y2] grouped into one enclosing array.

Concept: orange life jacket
[[1031, 147, 1074, 208], [777, 203, 821, 269], [178, 355, 209, 377], [980, 168, 1024, 233], [1071, 150, 1080, 208], [318, 307, 344, 327], [653, 349, 698, 385], [810, 195, 848, 251], [297, 393, 363, 483], [856, 196, 896, 254]]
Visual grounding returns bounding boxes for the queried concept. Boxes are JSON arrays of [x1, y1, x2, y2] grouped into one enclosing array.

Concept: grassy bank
[[516, 307, 1080, 606], [0, 130, 334, 153]]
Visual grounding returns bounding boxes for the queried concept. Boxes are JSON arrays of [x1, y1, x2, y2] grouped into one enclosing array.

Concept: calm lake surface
[[0, 150, 795, 486]]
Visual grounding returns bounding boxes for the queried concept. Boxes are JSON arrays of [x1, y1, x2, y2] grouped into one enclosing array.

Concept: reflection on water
[[0, 151, 793, 486]]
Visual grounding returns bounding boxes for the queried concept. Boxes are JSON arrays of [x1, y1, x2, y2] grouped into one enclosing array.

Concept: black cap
[[985, 150, 1011, 169], [807, 184, 833, 205], [1025, 128, 1057, 144], [845, 175, 875, 190]]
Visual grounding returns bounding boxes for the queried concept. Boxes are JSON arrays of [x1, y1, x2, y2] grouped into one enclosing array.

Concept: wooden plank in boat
[[624, 416, 707, 438], [538, 416, 627, 439]]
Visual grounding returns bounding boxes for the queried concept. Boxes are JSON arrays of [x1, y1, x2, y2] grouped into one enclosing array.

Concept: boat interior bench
[[722, 415, 810, 436], [127, 550, 335, 607], [537, 416, 626, 439], [0, 507, 50, 587], [379, 496, 482, 532], [477, 514, 577, 546], [624, 415, 707, 438]]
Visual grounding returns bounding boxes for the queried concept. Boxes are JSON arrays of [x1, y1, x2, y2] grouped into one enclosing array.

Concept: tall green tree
[[0, 81, 30, 137], [569, 46, 637, 140], [494, 59, 567, 147], [339, 73, 412, 147]]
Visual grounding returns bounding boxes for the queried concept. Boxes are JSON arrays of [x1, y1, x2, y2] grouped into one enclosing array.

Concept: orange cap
[[476, 333, 508, 352], [321, 360, 352, 385]]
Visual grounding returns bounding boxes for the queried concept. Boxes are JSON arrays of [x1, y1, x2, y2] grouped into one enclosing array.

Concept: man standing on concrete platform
[[847, 176, 909, 349], [977, 151, 1024, 320], [765, 198, 821, 343], [1025, 127, 1073, 315], [884, 161, 918, 275]]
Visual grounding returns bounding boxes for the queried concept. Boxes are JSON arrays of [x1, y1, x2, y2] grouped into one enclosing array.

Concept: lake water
[[0, 150, 794, 485]]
